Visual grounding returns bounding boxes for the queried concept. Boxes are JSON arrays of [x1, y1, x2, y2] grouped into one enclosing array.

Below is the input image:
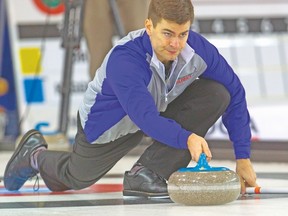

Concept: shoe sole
[[123, 190, 170, 199], [4, 129, 46, 188]]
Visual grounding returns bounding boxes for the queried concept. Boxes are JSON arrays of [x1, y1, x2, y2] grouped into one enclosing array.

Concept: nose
[[169, 37, 180, 48]]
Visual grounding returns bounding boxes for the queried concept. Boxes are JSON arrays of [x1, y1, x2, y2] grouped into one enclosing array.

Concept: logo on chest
[[176, 74, 193, 85]]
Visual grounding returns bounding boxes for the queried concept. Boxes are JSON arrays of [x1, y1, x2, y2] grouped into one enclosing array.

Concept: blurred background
[[0, 0, 287, 162]]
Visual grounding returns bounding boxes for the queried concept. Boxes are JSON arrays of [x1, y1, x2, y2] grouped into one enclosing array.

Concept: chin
[[169, 56, 177, 61]]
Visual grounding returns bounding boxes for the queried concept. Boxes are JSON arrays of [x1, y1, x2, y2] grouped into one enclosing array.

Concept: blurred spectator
[[83, 0, 149, 79]]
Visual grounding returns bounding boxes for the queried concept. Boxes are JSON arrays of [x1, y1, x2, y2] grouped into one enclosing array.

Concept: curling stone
[[168, 153, 240, 205]]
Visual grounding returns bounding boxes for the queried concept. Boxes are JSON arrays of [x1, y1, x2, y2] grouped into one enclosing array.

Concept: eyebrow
[[162, 28, 189, 35]]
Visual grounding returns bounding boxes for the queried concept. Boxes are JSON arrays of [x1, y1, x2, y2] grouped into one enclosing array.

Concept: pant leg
[[83, 0, 114, 79], [137, 79, 231, 179], [38, 115, 144, 191], [117, 0, 149, 32], [83, 0, 149, 79]]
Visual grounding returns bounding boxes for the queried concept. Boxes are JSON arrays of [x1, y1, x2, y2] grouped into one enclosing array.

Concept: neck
[[164, 61, 173, 80], [163, 60, 173, 68]]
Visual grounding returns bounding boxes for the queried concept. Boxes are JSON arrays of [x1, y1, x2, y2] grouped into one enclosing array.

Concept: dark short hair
[[148, 0, 194, 27]]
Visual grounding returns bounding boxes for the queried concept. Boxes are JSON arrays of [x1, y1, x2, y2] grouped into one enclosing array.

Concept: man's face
[[145, 18, 191, 64]]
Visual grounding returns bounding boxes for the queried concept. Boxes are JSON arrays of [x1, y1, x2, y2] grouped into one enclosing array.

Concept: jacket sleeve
[[194, 34, 252, 159], [106, 47, 191, 149]]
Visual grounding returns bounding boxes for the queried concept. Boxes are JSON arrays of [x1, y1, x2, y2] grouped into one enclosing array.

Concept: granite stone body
[[168, 170, 241, 205]]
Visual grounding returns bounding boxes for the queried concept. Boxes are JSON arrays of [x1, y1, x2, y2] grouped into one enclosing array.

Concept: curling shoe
[[4, 129, 47, 191], [123, 163, 169, 198]]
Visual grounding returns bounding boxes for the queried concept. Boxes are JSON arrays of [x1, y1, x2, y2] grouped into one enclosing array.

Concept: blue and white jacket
[[79, 29, 251, 159]]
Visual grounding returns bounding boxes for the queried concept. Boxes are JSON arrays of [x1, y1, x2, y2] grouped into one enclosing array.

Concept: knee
[[208, 80, 231, 111]]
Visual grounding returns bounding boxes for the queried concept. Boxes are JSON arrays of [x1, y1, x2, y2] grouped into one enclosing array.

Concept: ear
[[145, 19, 153, 36]]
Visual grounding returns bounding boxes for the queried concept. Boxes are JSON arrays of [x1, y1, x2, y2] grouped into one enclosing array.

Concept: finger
[[246, 178, 258, 188], [204, 150, 212, 162], [242, 172, 258, 188], [202, 141, 212, 161], [192, 152, 200, 162], [239, 177, 246, 195]]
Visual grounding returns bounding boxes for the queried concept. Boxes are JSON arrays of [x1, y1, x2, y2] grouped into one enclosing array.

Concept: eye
[[179, 32, 188, 38], [163, 32, 172, 38]]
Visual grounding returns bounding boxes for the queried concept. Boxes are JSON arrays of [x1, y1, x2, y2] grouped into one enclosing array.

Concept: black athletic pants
[[37, 79, 230, 191]]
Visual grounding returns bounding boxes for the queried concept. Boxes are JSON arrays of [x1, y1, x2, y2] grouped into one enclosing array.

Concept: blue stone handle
[[194, 153, 211, 170], [178, 153, 229, 172]]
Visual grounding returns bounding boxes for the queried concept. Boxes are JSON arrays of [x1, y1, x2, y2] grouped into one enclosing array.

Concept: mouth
[[167, 50, 178, 55]]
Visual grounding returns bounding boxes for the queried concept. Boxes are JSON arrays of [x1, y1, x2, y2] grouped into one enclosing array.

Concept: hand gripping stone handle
[[246, 187, 288, 194]]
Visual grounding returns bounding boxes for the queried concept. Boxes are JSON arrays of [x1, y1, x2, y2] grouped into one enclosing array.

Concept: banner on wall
[[6, 0, 89, 139]]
